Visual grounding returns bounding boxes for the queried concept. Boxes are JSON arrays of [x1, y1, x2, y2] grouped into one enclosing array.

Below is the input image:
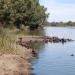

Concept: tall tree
[[0, 0, 48, 29]]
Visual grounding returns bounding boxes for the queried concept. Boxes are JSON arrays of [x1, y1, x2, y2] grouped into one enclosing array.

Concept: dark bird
[[70, 54, 74, 56]]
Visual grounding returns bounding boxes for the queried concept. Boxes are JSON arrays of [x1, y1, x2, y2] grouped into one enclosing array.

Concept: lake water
[[32, 27, 75, 75]]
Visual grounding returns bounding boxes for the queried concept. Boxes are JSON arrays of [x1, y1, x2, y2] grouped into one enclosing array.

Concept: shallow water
[[32, 27, 75, 75]]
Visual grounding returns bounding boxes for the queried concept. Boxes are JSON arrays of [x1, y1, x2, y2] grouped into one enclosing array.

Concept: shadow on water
[[31, 42, 45, 61]]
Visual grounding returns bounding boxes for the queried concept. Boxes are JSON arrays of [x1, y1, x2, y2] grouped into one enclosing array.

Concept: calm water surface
[[33, 27, 75, 75]]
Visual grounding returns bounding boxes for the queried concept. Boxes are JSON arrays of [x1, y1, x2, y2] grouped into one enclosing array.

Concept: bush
[[0, 0, 48, 29]]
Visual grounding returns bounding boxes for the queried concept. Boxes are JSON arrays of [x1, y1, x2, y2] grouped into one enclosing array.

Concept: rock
[[60, 38, 66, 43], [31, 49, 37, 57], [18, 36, 73, 44], [52, 37, 60, 42], [67, 39, 73, 41], [44, 40, 48, 43]]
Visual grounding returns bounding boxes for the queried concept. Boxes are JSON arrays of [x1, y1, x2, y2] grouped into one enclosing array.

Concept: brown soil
[[0, 35, 73, 75]]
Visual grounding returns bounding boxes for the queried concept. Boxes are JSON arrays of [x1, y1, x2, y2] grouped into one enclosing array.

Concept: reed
[[0, 28, 18, 54]]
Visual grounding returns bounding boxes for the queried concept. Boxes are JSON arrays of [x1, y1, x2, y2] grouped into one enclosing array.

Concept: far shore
[[44, 26, 75, 27]]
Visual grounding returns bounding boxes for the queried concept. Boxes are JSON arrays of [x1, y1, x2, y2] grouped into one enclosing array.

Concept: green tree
[[0, 0, 48, 29]]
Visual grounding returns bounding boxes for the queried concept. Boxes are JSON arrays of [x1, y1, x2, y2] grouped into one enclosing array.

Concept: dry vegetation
[[0, 28, 33, 75], [0, 28, 17, 54]]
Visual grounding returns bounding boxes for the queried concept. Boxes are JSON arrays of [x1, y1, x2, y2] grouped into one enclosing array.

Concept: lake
[[32, 27, 75, 75]]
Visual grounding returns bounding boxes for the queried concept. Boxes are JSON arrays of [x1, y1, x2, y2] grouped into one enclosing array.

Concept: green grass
[[0, 27, 44, 54], [0, 28, 18, 54]]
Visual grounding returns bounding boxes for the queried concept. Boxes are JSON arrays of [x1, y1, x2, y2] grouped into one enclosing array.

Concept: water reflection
[[32, 27, 75, 75], [31, 42, 45, 60]]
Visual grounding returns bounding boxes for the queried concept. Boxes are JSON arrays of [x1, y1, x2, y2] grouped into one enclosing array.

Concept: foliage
[[48, 21, 75, 26], [0, 0, 48, 29]]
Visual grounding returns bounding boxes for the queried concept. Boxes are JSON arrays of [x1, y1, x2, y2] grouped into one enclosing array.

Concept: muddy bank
[[18, 36, 73, 44], [18, 36, 73, 58]]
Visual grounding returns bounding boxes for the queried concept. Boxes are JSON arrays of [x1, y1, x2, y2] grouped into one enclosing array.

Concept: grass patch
[[0, 28, 18, 54], [0, 27, 44, 54]]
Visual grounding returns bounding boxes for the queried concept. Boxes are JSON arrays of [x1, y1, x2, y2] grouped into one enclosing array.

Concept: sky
[[40, 0, 75, 22]]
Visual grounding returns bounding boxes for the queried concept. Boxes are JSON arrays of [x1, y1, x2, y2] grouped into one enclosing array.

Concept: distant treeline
[[0, 0, 48, 30], [47, 21, 75, 26]]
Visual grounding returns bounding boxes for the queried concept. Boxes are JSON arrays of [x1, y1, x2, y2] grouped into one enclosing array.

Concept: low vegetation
[[0, 28, 18, 54], [0, 0, 48, 53], [47, 21, 75, 26]]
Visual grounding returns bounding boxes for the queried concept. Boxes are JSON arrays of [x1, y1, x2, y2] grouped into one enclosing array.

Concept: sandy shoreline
[[0, 41, 34, 75], [0, 35, 73, 75]]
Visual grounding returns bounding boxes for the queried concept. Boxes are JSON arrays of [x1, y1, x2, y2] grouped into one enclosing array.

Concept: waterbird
[[70, 54, 74, 56]]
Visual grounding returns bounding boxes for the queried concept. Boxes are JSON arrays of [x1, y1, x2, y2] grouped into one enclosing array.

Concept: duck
[[70, 54, 74, 56]]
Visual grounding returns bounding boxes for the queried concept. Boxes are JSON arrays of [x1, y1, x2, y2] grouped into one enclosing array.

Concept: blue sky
[[40, 0, 75, 22]]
